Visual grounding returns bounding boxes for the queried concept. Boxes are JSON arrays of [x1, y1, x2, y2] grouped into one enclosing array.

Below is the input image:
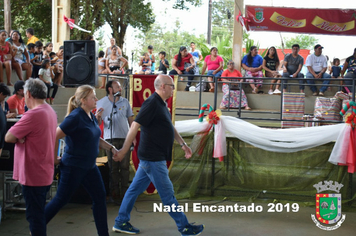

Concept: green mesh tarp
[[170, 135, 354, 206]]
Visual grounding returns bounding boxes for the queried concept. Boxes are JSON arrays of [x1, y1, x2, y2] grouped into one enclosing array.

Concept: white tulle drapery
[[175, 116, 344, 153]]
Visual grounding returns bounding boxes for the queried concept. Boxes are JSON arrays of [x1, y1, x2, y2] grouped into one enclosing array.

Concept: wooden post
[[232, 0, 244, 71], [52, 0, 71, 52], [4, 0, 11, 34]]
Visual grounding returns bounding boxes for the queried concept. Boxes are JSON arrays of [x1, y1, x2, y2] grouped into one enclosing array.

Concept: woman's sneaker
[[112, 222, 140, 234], [180, 223, 204, 236], [268, 89, 273, 95]]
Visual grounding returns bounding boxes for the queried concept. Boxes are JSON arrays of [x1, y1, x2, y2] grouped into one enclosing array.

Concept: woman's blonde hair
[[66, 85, 95, 116]]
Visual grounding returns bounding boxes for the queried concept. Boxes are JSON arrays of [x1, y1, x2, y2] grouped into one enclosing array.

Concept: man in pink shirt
[[7, 80, 25, 115], [5, 79, 57, 236]]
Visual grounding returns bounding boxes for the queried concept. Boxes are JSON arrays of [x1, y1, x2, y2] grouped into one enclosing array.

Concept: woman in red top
[[201, 47, 224, 92], [169, 46, 195, 91], [0, 30, 15, 85], [220, 60, 250, 110]]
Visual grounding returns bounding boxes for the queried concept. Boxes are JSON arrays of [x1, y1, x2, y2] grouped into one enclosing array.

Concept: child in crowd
[[31, 41, 43, 79], [27, 43, 35, 61], [38, 59, 57, 104], [43, 42, 54, 59], [138, 53, 152, 74], [330, 58, 343, 92], [52, 45, 64, 88], [49, 52, 57, 66], [147, 45, 155, 72], [158, 51, 169, 74]]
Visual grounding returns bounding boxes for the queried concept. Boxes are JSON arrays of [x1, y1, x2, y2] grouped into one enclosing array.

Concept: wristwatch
[[180, 142, 187, 147]]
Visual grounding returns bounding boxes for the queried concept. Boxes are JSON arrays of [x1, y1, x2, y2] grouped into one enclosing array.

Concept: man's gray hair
[[24, 78, 47, 99]]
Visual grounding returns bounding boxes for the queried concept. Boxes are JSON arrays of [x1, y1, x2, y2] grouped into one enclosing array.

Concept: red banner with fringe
[[244, 5, 356, 35]]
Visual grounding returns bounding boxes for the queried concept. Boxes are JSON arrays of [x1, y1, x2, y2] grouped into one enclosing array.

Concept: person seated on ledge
[[305, 44, 331, 96], [38, 59, 57, 105], [0, 30, 15, 86], [263, 46, 281, 95], [169, 46, 195, 91], [282, 44, 305, 93], [220, 60, 251, 110], [98, 50, 108, 89], [138, 53, 152, 74], [241, 46, 263, 94], [106, 45, 127, 75], [9, 30, 32, 81], [201, 47, 224, 92], [340, 48, 356, 94]]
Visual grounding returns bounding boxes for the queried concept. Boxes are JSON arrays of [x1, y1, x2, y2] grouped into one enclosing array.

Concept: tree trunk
[[4, 0, 11, 33]]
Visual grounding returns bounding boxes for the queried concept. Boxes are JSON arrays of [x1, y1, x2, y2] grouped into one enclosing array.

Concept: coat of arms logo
[[311, 181, 346, 230], [253, 8, 265, 23]]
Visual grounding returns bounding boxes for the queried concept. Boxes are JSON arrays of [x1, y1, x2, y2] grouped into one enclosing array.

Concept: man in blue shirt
[[190, 42, 203, 75], [112, 75, 204, 235]]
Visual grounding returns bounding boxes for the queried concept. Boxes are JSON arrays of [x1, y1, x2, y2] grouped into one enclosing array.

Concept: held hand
[[112, 148, 125, 162], [177, 70, 183, 75], [182, 145, 192, 159]]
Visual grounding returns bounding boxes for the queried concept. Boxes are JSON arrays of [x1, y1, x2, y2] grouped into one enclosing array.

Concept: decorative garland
[[197, 104, 225, 161], [340, 101, 356, 129]]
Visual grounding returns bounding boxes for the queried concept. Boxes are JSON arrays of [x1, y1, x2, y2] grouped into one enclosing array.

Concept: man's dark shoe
[[112, 222, 140, 234], [180, 223, 204, 236]]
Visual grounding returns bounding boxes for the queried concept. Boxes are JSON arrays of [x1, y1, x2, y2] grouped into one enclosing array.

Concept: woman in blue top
[[45, 85, 119, 236], [242, 46, 264, 94]]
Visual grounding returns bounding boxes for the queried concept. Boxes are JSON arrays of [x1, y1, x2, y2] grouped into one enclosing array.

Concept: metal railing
[[175, 75, 356, 126]]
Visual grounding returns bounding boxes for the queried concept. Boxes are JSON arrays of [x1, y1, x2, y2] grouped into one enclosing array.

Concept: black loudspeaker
[[63, 40, 97, 86]]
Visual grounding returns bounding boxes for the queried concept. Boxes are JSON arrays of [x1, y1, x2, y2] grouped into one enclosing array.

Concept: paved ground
[[0, 194, 355, 236]]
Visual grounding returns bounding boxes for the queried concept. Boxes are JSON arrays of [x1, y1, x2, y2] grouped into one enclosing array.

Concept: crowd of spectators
[[0, 28, 64, 106], [128, 41, 356, 110]]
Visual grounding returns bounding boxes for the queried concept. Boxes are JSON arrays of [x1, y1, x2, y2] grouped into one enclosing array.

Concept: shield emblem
[[253, 8, 265, 23], [255, 11, 263, 21], [315, 193, 342, 224]]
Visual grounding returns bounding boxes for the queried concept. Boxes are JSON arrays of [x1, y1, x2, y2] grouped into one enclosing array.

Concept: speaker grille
[[66, 55, 92, 82]]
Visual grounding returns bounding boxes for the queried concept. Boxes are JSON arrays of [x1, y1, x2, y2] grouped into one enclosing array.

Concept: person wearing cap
[[7, 80, 25, 115], [305, 44, 331, 96], [340, 48, 356, 94]]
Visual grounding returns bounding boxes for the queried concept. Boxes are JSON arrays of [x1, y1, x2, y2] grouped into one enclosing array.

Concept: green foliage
[[211, 0, 234, 40], [103, 0, 155, 50], [70, 0, 105, 40], [0, 0, 52, 42], [96, 28, 106, 52], [196, 35, 232, 66], [134, 23, 205, 69], [284, 35, 318, 49], [164, 0, 203, 10]]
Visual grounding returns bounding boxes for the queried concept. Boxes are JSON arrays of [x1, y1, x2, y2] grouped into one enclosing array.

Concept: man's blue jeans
[[45, 164, 109, 236], [306, 72, 331, 93], [22, 185, 51, 236], [115, 160, 189, 231]]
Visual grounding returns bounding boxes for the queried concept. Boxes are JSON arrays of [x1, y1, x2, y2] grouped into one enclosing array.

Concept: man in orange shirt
[[26, 28, 39, 45], [7, 80, 25, 115]]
